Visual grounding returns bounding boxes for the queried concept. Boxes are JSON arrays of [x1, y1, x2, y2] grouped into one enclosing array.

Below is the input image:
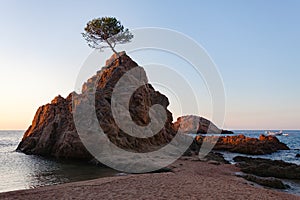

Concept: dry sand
[[0, 157, 299, 200]]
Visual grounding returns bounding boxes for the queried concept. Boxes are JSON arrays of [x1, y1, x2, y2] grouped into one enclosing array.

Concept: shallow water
[[0, 130, 117, 193]]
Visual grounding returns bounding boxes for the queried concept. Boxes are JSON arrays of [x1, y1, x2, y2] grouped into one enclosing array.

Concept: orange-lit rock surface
[[193, 134, 289, 155]]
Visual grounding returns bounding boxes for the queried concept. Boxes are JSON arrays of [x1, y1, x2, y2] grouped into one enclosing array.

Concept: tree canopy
[[82, 17, 133, 56]]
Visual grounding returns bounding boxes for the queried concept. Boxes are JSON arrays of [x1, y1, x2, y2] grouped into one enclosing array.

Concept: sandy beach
[[0, 157, 298, 200]]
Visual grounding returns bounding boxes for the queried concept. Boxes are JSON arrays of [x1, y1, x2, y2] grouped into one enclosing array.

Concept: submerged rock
[[17, 52, 176, 160], [204, 152, 230, 164], [234, 156, 300, 180], [238, 174, 288, 189]]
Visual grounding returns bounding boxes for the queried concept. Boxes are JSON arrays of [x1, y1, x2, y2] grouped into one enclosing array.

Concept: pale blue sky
[[0, 0, 299, 129]]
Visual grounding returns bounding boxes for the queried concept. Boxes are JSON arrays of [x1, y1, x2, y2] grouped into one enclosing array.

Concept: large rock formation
[[234, 156, 300, 180], [17, 52, 176, 160], [191, 134, 289, 155], [173, 115, 233, 134]]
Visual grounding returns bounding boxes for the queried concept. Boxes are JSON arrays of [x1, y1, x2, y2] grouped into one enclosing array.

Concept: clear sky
[[0, 0, 299, 130]]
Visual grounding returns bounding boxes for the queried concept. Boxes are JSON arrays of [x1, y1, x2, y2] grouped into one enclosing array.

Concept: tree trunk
[[106, 40, 121, 64]]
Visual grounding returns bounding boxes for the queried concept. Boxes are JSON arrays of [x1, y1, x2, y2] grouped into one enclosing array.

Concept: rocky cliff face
[[17, 52, 176, 160], [17, 94, 92, 160]]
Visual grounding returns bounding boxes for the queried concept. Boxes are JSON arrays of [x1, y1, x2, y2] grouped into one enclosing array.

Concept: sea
[[0, 130, 300, 194]]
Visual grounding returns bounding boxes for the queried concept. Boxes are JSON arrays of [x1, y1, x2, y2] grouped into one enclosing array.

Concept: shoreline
[[0, 157, 299, 200]]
